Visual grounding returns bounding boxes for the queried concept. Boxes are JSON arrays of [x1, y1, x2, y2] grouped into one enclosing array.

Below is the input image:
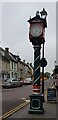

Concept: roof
[[28, 16, 44, 23], [0, 47, 17, 62], [28, 14, 47, 27], [0, 47, 4, 51], [11, 54, 21, 62], [0, 47, 9, 62], [5, 52, 17, 62]]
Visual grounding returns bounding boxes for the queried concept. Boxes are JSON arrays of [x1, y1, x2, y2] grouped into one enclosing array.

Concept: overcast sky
[[0, 1, 57, 73]]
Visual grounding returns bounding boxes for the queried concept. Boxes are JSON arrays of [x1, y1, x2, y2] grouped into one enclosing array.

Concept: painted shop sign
[[47, 88, 56, 102]]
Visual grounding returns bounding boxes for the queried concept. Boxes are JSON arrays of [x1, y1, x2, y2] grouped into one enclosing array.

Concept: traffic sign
[[40, 58, 47, 67]]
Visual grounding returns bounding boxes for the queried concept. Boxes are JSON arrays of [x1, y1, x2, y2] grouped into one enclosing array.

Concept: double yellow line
[[0, 100, 30, 120], [0, 91, 48, 120]]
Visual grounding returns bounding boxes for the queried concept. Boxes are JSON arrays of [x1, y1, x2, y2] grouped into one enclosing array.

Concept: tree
[[44, 72, 51, 79]]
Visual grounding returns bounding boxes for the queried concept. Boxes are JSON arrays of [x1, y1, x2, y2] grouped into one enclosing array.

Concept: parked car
[[19, 79, 24, 86], [23, 78, 33, 85], [2, 78, 22, 88]]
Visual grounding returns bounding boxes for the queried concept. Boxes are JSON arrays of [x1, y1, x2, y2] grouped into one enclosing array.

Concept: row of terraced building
[[0, 47, 33, 81]]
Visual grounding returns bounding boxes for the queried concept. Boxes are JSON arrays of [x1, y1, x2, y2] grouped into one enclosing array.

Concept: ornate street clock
[[30, 23, 44, 38], [28, 18, 46, 45], [28, 10, 47, 114]]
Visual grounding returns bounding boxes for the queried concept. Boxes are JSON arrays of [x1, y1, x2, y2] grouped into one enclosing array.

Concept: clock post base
[[28, 94, 44, 114], [29, 108, 44, 114]]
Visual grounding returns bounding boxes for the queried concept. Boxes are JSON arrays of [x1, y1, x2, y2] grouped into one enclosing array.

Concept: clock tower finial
[[36, 11, 40, 18]]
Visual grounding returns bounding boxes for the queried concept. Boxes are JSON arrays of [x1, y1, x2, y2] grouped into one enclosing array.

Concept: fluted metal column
[[33, 45, 41, 94], [42, 42, 44, 95]]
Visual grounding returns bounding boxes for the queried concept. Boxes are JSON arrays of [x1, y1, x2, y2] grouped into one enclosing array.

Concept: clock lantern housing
[[28, 12, 46, 45]]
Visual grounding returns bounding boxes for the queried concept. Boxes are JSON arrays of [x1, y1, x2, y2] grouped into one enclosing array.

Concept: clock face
[[30, 24, 43, 37]]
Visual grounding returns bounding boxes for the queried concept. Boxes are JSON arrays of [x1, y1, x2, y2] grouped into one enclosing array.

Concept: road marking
[[0, 100, 30, 120], [25, 100, 30, 102], [21, 98, 26, 100]]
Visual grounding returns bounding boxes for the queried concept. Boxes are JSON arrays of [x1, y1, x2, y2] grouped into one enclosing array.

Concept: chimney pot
[[5, 47, 9, 52]]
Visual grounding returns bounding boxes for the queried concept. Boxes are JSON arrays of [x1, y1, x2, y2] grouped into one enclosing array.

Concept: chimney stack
[[23, 60, 25, 63], [5, 47, 9, 53]]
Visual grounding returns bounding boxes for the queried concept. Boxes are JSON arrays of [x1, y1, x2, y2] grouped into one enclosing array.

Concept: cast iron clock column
[[28, 9, 47, 114], [33, 45, 41, 94]]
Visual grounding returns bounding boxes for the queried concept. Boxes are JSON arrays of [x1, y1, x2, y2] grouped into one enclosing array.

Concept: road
[[1, 78, 54, 116], [2, 85, 32, 115]]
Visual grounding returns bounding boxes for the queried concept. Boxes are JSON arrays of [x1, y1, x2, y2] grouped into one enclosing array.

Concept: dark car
[[2, 78, 22, 88]]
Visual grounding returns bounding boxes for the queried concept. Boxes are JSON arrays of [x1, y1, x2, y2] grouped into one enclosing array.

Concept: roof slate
[[0, 47, 17, 62]]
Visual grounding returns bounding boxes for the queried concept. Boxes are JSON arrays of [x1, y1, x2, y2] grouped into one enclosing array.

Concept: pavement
[[0, 80, 57, 120], [7, 101, 56, 119], [0, 81, 2, 118], [6, 89, 58, 120]]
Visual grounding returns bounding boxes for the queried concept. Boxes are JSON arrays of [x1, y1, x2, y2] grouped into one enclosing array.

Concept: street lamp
[[40, 8, 47, 19], [28, 8, 47, 114], [40, 8, 47, 101]]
